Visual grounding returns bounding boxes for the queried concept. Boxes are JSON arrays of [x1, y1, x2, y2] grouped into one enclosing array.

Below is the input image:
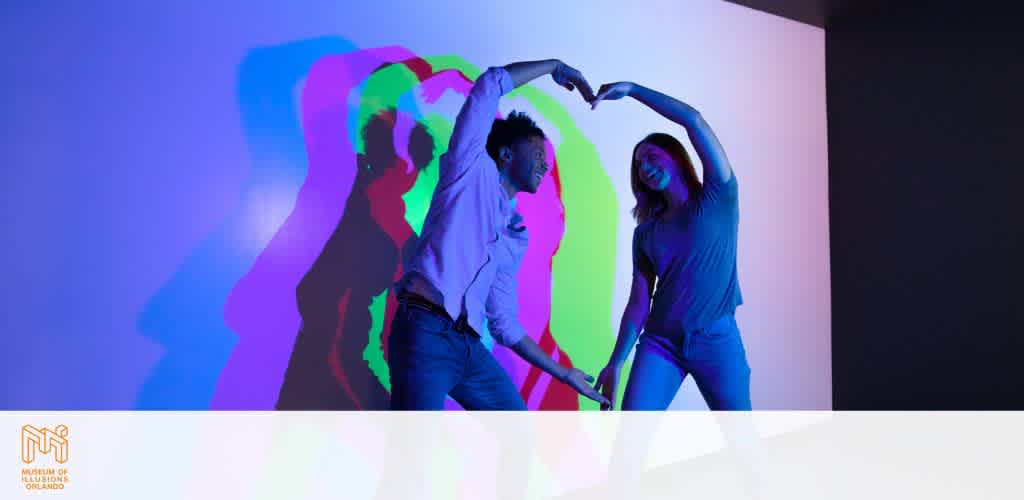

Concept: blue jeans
[[623, 314, 752, 410], [387, 302, 527, 410]]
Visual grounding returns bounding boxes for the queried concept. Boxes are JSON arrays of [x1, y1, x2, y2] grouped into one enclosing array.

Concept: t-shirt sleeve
[[632, 224, 655, 275], [700, 172, 739, 208]]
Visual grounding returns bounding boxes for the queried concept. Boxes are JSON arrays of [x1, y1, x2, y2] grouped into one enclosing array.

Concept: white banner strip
[[3, 412, 1020, 499]]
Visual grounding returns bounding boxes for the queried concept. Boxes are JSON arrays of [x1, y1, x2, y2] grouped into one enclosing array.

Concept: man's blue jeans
[[388, 301, 527, 410]]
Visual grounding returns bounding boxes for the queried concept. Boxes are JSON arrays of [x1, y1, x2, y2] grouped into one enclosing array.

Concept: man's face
[[507, 135, 549, 194]]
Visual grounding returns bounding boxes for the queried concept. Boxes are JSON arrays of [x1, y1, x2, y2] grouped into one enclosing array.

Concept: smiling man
[[388, 59, 610, 410]]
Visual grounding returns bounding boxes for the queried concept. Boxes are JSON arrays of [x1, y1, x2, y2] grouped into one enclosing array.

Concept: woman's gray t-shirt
[[633, 175, 743, 335]]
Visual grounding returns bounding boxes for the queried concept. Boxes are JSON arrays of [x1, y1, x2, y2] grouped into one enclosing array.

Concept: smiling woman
[[593, 81, 748, 412]]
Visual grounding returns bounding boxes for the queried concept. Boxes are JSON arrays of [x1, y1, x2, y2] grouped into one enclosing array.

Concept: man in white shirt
[[388, 59, 609, 410]]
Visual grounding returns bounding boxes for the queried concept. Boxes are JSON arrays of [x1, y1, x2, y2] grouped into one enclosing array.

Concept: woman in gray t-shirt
[[591, 81, 751, 411]]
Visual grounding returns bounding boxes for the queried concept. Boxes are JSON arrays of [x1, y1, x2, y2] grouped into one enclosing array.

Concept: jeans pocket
[[391, 307, 457, 360], [697, 315, 739, 342]]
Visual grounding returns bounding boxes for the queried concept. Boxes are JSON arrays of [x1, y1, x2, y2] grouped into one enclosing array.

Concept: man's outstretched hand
[[562, 367, 611, 406], [552, 61, 597, 104]]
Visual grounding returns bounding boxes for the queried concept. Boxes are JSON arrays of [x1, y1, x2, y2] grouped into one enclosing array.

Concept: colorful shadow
[[136, 41, 619, 410], [133, 37, 358, 409]]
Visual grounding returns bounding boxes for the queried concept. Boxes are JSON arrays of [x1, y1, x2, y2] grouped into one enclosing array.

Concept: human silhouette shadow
[[276, 108, 434, 410], [132, 37, 359, 410]]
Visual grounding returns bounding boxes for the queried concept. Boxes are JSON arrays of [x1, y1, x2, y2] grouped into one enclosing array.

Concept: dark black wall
[[827, 3, 1024, 409]]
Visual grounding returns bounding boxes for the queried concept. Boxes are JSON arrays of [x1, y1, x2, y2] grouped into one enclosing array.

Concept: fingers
[[598, 370, 617, 410], [601, 397, 615, 411], [591, 82, 631, 110], [575, 77, 596, 103], [567, 77, 593, 102], [600, 380, 615, 410], [589, 376, 611, 407], [557, 64, 596, 103], [591, 85, 610, 110], [568, 369, 611, 406], [578, 86, 596, 103], [584, 386, 611, 406], [602, 382, 616, 410]]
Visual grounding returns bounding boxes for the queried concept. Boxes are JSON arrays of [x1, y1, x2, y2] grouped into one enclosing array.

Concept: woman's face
[[634, 142, 677, 192]]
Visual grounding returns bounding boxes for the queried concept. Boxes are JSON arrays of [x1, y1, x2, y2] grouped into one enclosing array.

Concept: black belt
[[398, 292, 480, 337]]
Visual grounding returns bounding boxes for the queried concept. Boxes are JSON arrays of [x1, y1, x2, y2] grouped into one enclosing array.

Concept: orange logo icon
[[21, 425, 69, 464]]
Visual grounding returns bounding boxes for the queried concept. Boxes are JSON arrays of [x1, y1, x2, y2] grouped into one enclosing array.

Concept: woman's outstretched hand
[[591, 81, 635, 110]]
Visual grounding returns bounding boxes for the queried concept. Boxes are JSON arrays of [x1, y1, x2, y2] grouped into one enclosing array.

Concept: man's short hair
[[485, 111, 545, 163]]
